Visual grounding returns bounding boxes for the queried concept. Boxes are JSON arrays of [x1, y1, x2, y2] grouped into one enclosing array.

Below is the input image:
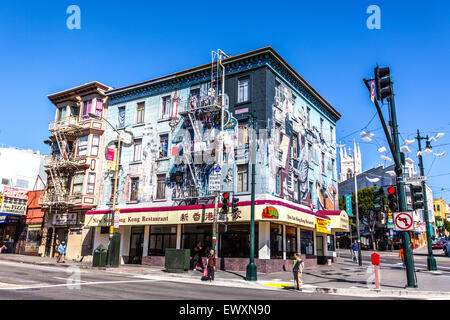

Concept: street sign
[[213, 164, 222, 175], [405, 176, 427, 183], [394, 212, 414, 231], [208, 174, 222, 192]]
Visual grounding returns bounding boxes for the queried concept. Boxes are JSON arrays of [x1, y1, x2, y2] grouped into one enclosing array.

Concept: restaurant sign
[[316, 218, 332, 234]]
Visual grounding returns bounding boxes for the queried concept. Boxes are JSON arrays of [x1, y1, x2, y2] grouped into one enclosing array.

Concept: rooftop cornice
[[48, 81, 112, 106]]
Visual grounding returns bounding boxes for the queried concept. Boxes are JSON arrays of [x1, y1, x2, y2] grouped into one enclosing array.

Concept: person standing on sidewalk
[[57, 241, 67, 263], [398, 248, 405, 266], [293, 253, 304, 290], [351, 240, 359, 264], [207, 249, 216, 282]]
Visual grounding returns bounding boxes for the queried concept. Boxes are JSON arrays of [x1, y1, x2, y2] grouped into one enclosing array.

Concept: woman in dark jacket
[[207, 250, 216, 282]]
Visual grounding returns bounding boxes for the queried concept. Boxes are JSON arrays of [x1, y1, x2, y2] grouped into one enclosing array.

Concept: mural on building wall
[[271, 79, 337, 210], [97, 76, 337, 212]]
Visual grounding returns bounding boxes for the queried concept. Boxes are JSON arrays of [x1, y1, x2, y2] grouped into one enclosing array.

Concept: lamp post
[[246, 110, 257, 281], [89, 112, 121, 265], [416, 129, 437, 271]]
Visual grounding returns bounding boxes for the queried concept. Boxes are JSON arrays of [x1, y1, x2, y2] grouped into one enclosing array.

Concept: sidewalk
[[1, 248, 449, 299]]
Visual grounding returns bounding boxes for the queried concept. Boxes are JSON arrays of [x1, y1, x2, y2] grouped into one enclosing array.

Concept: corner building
[[86, 47, 348, 271]]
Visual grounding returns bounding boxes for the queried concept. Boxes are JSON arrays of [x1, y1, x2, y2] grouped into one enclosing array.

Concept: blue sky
[[0, 1, 449, 201]]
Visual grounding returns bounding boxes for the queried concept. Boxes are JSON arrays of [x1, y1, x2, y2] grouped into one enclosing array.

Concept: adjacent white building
[[0, 147, 48, 192]]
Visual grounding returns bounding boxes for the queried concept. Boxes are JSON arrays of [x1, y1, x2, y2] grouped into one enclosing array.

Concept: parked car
[[432, 240, 444, 249], [444, 241, 450, 256]]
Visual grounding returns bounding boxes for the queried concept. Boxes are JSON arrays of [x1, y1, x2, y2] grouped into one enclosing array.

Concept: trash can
[[165, 248, 190, 273], [92, 244, 107, 267]]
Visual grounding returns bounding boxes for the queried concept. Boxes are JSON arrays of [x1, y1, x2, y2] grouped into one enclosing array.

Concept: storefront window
[[270, 223, 283, 259], [300, 229, 314, 257], [327, 235, 335, 252], [219, 223, 258, 258], [148, 225, 177, 256], [286, 226, 297, 259], [26, 230, 41, 243], [182, 224, 212, 255]]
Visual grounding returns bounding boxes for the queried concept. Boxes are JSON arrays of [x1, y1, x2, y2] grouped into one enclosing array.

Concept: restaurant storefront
[[86, 199, 349, 272]]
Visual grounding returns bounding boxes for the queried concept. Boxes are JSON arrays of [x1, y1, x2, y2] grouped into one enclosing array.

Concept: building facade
[[40, 82, 112, 261], [86, 47, 347, 271]]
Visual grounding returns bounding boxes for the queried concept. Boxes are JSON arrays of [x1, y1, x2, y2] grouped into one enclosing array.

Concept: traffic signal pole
[[388, 87, 417, 288], [416, 129, 437, 271]]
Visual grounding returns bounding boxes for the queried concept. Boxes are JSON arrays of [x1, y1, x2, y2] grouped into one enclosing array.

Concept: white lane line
[[0, 278, 160, 290], [53, 277, 89, 283]]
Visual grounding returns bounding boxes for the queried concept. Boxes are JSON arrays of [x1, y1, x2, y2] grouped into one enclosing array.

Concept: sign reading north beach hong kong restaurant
[[85, 200, 319, 229]]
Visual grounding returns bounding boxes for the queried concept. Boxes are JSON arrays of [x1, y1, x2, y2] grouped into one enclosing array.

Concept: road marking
[[0, 278, 160, 290], [0, 282, 24, 287], [53, 277, 89, 283]]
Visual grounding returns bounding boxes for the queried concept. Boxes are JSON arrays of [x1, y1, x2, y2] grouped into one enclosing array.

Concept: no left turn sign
[[393, 212, 413, 231]]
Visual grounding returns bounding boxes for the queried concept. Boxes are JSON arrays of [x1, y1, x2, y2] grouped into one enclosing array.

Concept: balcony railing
[[178, 93, 229, 116], [44, 153, 88, 170]]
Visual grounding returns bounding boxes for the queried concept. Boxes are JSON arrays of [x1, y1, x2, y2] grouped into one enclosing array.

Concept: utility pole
[[364, 66, 417, 288], [352, 142, 362, 266], [246, 109, 257, 281], [416, 129, 437, 271], [387, 87, 417, 288]]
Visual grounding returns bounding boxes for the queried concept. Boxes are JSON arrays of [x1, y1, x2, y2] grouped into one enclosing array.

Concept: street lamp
[[89, 112, 121, 265]]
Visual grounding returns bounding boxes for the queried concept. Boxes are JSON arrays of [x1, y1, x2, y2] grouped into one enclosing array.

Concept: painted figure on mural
[[298, 133, 309, 202]]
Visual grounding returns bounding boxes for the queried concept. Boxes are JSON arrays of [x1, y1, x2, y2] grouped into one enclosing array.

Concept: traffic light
[[221, 192, 230, 214], [232, 196, 239, 219], [411, 185, 424, 209], [374, 66, 392, 102], [387, 186, 398, 211], [373, 188, 384, 212]]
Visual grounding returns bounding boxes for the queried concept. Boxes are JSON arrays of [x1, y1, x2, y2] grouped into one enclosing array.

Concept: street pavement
[[0, 245, 449, 300]]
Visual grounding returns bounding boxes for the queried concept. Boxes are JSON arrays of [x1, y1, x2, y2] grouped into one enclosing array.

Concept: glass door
[[129, 227, 144, 264]]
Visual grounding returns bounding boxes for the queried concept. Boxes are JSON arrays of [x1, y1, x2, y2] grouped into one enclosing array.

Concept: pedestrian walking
[[293, 253, 304, 290], [207, 249, 216, 282], [57, 241, 67, 263], [399, 248, 405, 266], [351, 240, 359, 264]]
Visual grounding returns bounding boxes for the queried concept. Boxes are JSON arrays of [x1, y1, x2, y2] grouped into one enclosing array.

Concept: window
[[238, 123, 249, 147], [309, 181, 313, 202], [132, 139, 142, 162], [237, 164, 248, 193], [292, 133, 298, 158], [91, 135, 100, 156], [72, 173, 84, 195], [307, 107, 311, 128], [237, 77, 250, 103], [70, 106, 79, 117], [130, 178, 139, 201], [118, 106, 126, 128], [82, 100, 92, 119], [159, 134, 169, 158], [148, 225, 177, 256], [320, 118, 324, 135], [58, 107, 66, 122], [181, 224, 212, 254], [294, 176, 299, 201], [15, 179, 29, 189], [330, 126, 334, 144], [1, 178, 11, 186], [331, 159, 335, 180], [321, 152, 325, 174], [26, 230, 41, 243], [308, 143, 312, 162], [156, 174, 166, 200], [136, 102, 145, 124], [275, 81, 281, 100], [286, 226, 297, 259], [270, 223, 283, 259], [327, 234, 335, 252], [219, 223, 258, 258], [275, 123, 282, 144], [275, 168, 281, 195], [161, 96, 171, 119], [300, 229, 314, 256], [77, 136, 89, 156], [86, 173, 96, 194], [94, 99, 103, 118]]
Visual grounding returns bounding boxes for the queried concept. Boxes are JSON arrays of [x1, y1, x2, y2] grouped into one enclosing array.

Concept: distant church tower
[[339, 140, 362, 182]]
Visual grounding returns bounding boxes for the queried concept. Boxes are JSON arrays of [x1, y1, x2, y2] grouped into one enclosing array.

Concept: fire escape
[[41, 111, 90, 209], [171, 50, 230, 204]]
